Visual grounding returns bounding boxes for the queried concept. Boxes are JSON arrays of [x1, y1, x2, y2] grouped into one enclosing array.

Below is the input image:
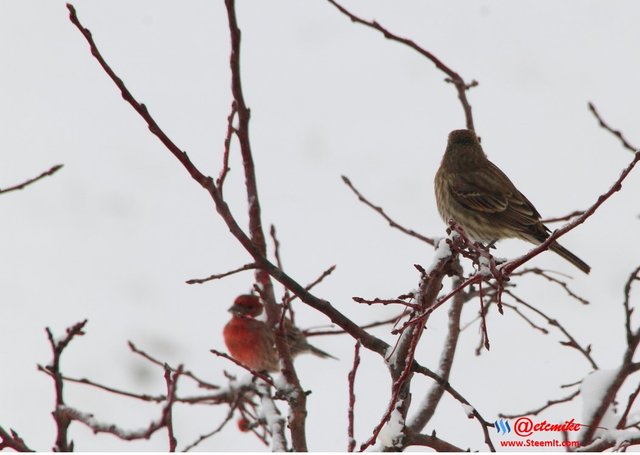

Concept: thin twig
[[541, 210, 585, 224], [342, 176, 435, 245], [353, 296, 420, 309], [128, 341, 219, 390], [588, 102, 638, 153], [186, 262, 256, 284], [210, 349, 276, 388], [499, 390, 580, 419], [0, 164, 63, 195], [182, 399, 239, 451], [502, 289, 597, 369], [304, 315, 402, 337], [217, 101, 238, 193], [513, 267, 589, 305]]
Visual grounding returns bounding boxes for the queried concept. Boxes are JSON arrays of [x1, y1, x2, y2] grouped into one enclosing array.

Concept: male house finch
[[434, 129, 590, 274], [223, 294, 336, 372]]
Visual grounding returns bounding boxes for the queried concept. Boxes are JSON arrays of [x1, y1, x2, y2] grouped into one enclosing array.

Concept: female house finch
[[223, 294, 336, 372], [434, 129, 590, 274]]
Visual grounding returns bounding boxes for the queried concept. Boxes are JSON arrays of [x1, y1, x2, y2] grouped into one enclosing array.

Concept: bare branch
[[499, 389, 580, 419], [217, 101, 238, 193], [186, 262, 256, 285], [342, 175, 435, 245], [327, 0, 477, 131], [541, 210, 585, 224], [210, 349, 276, 388], [588, 102, 638, 153], [44, 319, 88, 452], [128, 341, 219, 391], [512, 267, 589, 305], [502, 289, 597, 369], [0, 164, 63, 195]]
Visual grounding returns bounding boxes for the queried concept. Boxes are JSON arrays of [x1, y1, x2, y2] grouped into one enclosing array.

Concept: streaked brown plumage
[[434, 129, 590, 274], [223, 295, 336, 372]]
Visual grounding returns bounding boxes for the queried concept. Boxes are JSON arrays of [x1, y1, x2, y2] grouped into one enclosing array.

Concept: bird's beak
[[228, 304, 241, 313]]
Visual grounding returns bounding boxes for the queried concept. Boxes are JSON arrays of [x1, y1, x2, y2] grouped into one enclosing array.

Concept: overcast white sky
[[1, 1, 640, 451]]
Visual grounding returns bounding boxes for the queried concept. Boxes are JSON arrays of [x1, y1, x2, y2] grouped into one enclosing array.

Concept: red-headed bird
[[223, 294, 336, 372]]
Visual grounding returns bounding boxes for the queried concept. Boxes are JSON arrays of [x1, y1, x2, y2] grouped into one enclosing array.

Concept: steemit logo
[[494, 419, 511, 434]]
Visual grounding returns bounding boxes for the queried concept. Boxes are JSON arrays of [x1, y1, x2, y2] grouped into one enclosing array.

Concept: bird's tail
[[307, 344, 338, 360], [549, 241, 591, 274]]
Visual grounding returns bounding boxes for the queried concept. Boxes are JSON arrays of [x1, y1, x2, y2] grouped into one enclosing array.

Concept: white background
[[1, 1, 639, 451]]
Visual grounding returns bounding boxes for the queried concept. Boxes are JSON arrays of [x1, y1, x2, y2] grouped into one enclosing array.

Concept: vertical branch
[[162, 365, 182, 452], [408, 273, 465, 432], [347, 342, 361, 452], [46, 319, 88, 452], [582, 265, 640, 444], [361, 251, 454, 451], [223, 1, 307, 449]]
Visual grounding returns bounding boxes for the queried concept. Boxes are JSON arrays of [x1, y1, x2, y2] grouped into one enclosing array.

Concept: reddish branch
[[618, 381, 640, 429], [502, 288, 597, 369], [43, 319, 88, 451], [0, 427, 33, 452], [588, 102, 638, 153], [0, 164, 63, 195], [502, 150, 640, 275], [217, 101, 238, 193], [347, 341, 361, 452], [403, 431, 464, 452], [327, 1, 477, 131], [341, 176, 435, 245]]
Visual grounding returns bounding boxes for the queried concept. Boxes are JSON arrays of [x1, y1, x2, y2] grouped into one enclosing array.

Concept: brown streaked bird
[[434, 129, 590, 274], [223, 294, 336, 372]]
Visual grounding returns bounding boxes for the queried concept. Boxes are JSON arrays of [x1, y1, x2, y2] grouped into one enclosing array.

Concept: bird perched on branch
[[223, 294, 336, 372], [434, 129, 590, 274]]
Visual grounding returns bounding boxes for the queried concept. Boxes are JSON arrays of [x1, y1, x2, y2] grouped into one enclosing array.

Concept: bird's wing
[[450, 163, 544, 231]]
